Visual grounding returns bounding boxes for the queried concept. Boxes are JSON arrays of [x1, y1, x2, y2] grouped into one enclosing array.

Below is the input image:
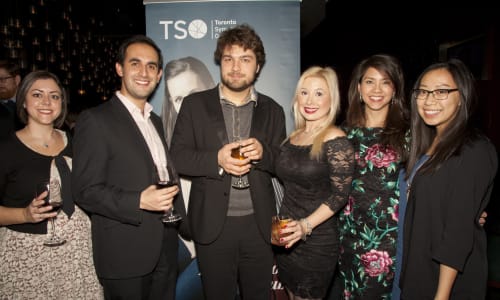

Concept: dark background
[[2, 2, 498, 114]]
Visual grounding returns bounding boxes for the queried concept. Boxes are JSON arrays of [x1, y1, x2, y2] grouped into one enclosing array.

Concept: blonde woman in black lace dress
[[274, 66, 355, 300]]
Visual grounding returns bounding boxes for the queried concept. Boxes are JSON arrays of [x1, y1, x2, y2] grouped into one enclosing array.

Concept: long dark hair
[[162, 57, 215, 145], [406, 58, 479, 175], [346, 54, 409, 160]]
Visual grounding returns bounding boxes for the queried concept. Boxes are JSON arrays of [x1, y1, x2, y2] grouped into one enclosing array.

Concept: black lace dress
[[275, 137, 355, 299]]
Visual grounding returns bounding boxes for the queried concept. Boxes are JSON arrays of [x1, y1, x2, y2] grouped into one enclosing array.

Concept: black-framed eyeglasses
[[0, 76, 14, 83], [413, 88, 459, 100]]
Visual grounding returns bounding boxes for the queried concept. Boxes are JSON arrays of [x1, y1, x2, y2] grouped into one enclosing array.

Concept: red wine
[[46, 201, 62, 213], [157, 181, 176, 189]]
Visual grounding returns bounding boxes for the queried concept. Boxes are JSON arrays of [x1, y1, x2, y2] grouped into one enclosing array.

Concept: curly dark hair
[[213, 24, 265, 79]]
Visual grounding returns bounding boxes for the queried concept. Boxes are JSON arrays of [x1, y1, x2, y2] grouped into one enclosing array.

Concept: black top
[[400, 136, 497, 299], [0, 131, 72, 234]]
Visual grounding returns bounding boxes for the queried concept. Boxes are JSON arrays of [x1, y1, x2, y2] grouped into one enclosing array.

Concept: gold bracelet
[[300, 218, 312, 241]]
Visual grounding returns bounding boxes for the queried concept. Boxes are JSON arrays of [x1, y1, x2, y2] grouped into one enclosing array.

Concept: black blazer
[[0, 102, 22, 140], [170, 86, 286, 244], [72, 96, 188, 279]]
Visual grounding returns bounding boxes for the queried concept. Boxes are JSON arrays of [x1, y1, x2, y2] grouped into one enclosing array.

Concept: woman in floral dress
[[337, 54, 409, 299]]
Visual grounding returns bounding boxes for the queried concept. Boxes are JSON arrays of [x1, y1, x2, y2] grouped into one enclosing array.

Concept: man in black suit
[[0, 59, 22, 139], [170, 24, 286, 300], [72, 35, 188, 300]]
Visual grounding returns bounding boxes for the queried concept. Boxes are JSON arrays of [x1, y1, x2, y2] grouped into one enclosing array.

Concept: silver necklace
[[28, 128, 54, 148]]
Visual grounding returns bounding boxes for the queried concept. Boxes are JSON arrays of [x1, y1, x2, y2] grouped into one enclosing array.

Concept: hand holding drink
[[231, 142, 250, 189], [231, 145, 246, 160], [271, 214, 292, 246], [36, 178, 66, 246], [156, 163, 182, 223]]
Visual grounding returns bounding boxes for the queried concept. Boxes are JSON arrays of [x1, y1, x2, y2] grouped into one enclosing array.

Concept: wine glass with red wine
[[37, 178, 66, 246], [157, 163, 182, 223]]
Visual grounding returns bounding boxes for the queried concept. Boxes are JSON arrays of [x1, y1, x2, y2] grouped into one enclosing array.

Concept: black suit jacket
[[72, 95, 188, 279], [170, 86, 286, 244], [0, 101, 22, 140]]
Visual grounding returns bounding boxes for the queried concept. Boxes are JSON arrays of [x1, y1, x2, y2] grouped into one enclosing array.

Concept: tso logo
[[159, 19, 208, 40]]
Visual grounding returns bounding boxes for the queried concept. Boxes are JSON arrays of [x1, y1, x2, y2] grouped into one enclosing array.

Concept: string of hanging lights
[[1, 0, 144, 110]]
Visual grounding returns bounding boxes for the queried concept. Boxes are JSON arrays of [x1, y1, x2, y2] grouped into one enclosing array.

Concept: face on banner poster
[[145, 0, 300, 134]]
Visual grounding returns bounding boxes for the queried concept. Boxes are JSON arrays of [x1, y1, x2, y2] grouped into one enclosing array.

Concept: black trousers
[[196, 214, 274, 300], [100, 226, 179, 300]]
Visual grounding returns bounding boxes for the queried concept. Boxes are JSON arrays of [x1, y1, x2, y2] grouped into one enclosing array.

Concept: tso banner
[[144, 1, 300, 299]]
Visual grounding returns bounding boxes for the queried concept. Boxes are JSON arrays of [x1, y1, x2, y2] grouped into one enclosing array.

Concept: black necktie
[[54, 155, 74, 218]]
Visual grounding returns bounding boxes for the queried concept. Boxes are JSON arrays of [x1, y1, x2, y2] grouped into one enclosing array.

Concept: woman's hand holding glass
[[23, 192, 58, 223], [271, 218, 309, 249], [37, 178, 65, 246]]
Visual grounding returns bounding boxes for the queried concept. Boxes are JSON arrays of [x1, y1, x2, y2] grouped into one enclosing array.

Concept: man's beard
[[0, 89, 15, 100], [221, 74, 255, 93]]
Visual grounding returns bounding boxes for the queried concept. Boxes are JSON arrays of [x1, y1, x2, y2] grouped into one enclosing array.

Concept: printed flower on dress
[[391, 204, 399, 222], [343, 196, 354, 216], [360, 249, 393, 277], [364, 144, 398, 169], [355, 151, 366, 168]]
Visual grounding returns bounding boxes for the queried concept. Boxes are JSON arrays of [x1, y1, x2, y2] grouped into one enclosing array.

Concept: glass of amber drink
[[271, 214, 292, 246], [231, 144, 250, 189]]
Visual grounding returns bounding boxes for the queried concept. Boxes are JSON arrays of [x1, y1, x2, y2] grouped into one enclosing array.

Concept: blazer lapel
[[109, 96, 157, 168], [249, 94, 267, 139], [205, 87, 228, 146]]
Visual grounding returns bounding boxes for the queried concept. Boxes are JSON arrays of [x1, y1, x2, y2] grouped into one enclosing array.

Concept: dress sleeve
[[324, 137, 355, 213]]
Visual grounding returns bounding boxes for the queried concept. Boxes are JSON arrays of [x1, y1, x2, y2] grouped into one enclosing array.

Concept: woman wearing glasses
[[398, 59, 497, 299]]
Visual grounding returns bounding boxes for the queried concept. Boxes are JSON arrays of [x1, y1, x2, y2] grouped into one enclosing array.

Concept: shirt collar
[[218, 83, 258, 107], [116, 91, 153, 118]]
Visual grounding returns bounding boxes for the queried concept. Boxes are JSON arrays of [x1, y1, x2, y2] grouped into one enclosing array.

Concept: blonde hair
[[290, 66, 341, 159]]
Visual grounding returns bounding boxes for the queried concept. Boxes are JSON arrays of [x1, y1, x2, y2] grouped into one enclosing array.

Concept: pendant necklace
[[28, 128, 53, 149]]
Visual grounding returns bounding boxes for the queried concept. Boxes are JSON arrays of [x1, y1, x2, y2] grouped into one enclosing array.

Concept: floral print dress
[[338, 127, 402, 299]]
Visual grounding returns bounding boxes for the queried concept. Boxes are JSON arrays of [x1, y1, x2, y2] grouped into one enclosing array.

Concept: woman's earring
[[359, 95, 363, 103]]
